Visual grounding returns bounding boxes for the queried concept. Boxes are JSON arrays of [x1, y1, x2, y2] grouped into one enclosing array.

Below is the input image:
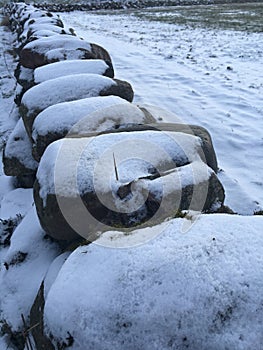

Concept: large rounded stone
[[31, 97, 155, 161], [19, 35, 112, 69], [3, 119, 38, 187], [34, 128, 224, 243], [33, 59, 114, 84]]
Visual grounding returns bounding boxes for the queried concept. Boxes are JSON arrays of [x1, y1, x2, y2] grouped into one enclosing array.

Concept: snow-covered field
[[0, 3, 263, 350], [60, 5, 263, 214]]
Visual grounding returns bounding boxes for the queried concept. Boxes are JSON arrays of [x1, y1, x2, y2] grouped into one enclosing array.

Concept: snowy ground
[[59, 6, 263, 214], [0, 18, 19, 217], [0, 4, 263, 350]]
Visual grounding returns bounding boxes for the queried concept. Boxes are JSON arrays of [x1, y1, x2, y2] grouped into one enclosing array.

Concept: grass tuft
[[0, 16, 10, 27]]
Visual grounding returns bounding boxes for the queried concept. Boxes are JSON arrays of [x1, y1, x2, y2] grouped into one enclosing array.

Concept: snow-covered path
[[61, 10, 263, 214]]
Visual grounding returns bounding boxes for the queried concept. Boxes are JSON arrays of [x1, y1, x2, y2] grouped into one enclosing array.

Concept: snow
[[32, 96, 149, 141], [20, 24, 67, 43], [34, 59, 110, 83], [44, 214, 263, 350], [17, 66, 34, 83], [61, 10, 263, 215], [25, 29, 62, 41], [0, 207, 60, 330], [4, 118, 38, 171], [44, 252, 70, 300], [36, 130, 209, 213], [22, 16, 63, 32], [22, 34, 91, 54], [21, 73, 116, 113], [0, 188, 33, 220], [44, 47, 86, 61], [67, 103, 155, 135], [0, 175, 14, 204]]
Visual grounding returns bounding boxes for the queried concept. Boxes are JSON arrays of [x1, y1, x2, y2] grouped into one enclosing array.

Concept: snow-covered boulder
[[34, 59, 114, 84], [17, 22, 68, 51], [3, 118, 38, 188], [31, 97, 155, 161], [22, 14, 63, 32], [30, 252, 71, 350], [136, 105, 219, 172], [25, 23, 68, 37], [42, 214, 263, 350], [17, 14, 64, 42], [24, 28, 68, 43], [0, 188, 33, 247], [34, 129, 224, 242], [20, 73, 134, 136], [41, 44, 112, 68], [14, 59, 114, 103], [17, 31, 70, 54], [22, 23, 71, 43], [8, 3, 31, 32], [14, 63, 34, 90], [19, 35, 112, 69], [14, 84, 26, 107], [8, 5, 42, 32]]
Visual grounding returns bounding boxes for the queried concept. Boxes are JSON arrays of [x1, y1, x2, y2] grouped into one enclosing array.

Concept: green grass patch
[[110, 2, 263, 33]]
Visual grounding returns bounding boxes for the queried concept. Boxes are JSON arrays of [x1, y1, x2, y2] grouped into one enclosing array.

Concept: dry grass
[[131, 2, 263, 33], [0, 16, 10, 27]]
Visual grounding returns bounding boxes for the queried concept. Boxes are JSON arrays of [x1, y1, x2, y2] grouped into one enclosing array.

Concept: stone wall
[[3, 2, 225, 246], [31, 0, 263, 12], [0, 3, 228, 349]]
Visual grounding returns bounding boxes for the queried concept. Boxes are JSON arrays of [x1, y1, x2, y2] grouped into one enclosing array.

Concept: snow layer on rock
[[37, 130, 203, 202], [68, 103, 153, 136], [18, 8, 44, 25], [21, 30, 61, 43], [0, 207, 60, 330], [22, 9, 53, 20], [0, 188, 33, 220], [22, 16, 63, 33], [32, 96, 146, 140], [18, 66, 34, 83], [4, 118, 38, 171], [112, 159, 212, 215], [18, 25, 64, 46], [21, 74, 116, 113], [44, 47, 88, 61], [44, 214, 263, 350], [44, 252, 71, 300], [20, 24, 66, 43], [22, 35, 91, 54], [34, 59, 110, 84]]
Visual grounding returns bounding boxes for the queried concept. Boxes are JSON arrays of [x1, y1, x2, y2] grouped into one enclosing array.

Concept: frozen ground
[[60, 6, 263, 214], [0, 4, 263, 350]]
